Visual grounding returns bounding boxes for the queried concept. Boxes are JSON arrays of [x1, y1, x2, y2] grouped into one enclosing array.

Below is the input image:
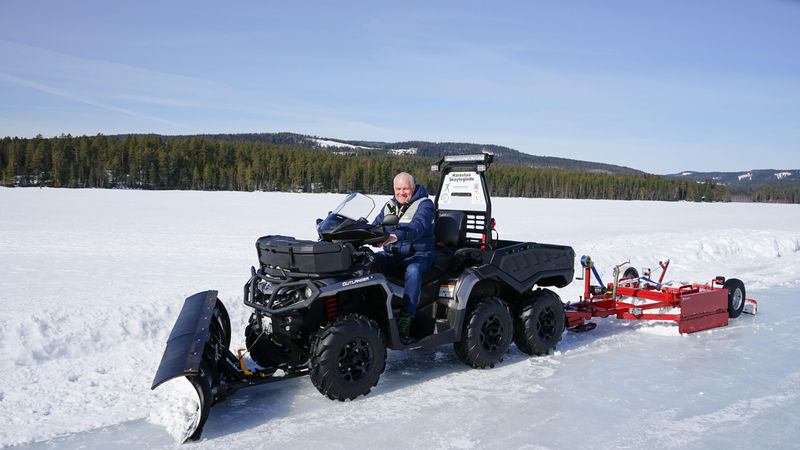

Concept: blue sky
[[1, 1, 798, 174]]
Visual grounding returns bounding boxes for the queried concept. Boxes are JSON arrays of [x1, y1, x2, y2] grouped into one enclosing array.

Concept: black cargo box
[[256, 235, 355, 275]]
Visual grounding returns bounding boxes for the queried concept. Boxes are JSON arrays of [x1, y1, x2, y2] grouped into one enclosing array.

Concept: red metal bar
[[583, 266, 592, 299], [618, 313, 681, 323], [614, 286, 682, 303], [658, 260, 670, 283]]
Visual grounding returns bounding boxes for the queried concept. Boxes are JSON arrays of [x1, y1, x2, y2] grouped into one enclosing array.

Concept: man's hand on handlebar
[[377, 233, 398, 247]]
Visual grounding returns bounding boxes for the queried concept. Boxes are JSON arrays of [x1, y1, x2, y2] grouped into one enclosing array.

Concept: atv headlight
[[274, 285, 311, 308], [257, 279, 272, 294], [268, 281, 319, 310]]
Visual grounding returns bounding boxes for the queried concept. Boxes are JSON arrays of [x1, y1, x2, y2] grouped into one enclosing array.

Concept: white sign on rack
[[439, 171, 485, 209]]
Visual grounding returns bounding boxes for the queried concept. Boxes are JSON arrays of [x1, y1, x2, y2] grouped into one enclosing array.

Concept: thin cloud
[[0, 40, 236, 112], [0, 40, 325, 127], [110, 94, 202, 108], [0, 72, 185, 128]]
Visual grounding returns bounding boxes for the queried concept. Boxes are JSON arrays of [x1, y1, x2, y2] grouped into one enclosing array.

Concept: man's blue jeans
[[373, 250, 435, 316]]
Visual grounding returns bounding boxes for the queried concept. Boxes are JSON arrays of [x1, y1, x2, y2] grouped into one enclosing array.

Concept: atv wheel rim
[[337, 338, 372, 382], [479, 315, 504, 353], [536, 306, 556, 341], [732, 288, 743, 311]]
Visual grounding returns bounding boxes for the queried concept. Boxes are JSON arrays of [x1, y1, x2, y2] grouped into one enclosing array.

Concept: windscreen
[[331, 193, 376, 220]]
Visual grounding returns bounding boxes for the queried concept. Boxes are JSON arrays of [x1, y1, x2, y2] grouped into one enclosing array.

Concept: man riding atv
[[372, 172, 435, 343]]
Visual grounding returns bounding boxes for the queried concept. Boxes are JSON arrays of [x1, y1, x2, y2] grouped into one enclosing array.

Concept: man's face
[[394, 178, 415, 204]]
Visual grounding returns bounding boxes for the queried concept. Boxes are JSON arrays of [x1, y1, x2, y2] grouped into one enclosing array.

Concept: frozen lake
[[1, 188, 799, 449]]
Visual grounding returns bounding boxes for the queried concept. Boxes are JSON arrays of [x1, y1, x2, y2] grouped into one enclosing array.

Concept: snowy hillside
[[1, 188, 799, 449], [670, 169, 800, 188]]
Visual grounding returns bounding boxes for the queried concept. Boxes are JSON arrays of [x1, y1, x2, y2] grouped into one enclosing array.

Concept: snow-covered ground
[[1, 188, 799, 449]]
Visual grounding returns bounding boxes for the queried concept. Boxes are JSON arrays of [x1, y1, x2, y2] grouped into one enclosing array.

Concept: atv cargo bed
[[476, 240, 575, 291]]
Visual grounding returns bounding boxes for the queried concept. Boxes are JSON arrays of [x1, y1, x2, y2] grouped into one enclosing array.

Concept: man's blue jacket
[[371, 184, 435, 257]]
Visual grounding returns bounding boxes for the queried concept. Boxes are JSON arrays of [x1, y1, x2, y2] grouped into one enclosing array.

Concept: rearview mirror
[[381, 214, 399, 226]]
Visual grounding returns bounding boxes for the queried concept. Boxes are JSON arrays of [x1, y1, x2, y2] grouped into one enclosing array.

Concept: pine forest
[[2, 134, 798, 203]]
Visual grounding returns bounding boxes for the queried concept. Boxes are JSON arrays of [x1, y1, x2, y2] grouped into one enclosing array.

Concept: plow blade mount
[[151, 290, 234, 442]]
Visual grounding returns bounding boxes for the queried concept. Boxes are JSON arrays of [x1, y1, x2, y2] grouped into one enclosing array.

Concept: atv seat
[[434, 210, 467, 248]]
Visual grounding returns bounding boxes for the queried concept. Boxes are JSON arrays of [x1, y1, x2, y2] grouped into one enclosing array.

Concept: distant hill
[[665, 169, 800, 190], [155, 132, 643, 175], [125, 132, 797, 190]]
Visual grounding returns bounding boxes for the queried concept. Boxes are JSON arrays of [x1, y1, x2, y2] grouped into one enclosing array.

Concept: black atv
[[152, 153, 575, 441]]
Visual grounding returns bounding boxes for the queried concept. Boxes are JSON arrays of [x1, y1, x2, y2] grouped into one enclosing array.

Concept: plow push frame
[[565, 255, 757, 334]]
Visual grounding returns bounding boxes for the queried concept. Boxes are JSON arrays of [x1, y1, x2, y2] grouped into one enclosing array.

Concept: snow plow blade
[[152, 291, 229, 390], [151, 290, 232, 442], [152, 290, 310, 442]]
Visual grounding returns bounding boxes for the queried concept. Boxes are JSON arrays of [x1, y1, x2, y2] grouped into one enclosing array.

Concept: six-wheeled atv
[[152, 153, 575, 441]]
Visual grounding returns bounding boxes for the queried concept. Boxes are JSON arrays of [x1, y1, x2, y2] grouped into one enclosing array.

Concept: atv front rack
[[565, 256, 757, 334]]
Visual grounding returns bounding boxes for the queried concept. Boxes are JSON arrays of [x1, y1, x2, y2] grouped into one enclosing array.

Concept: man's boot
[[398, 312, 413, 344]]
